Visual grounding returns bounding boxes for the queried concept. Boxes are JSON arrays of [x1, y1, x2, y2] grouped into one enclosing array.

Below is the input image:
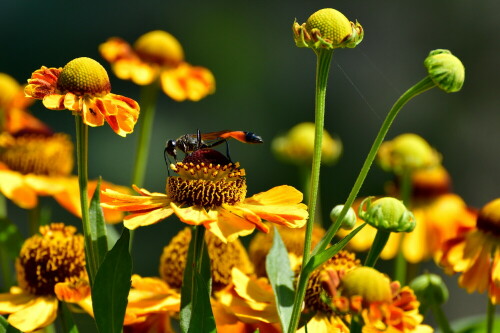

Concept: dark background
[[1, 0, 498, 326]]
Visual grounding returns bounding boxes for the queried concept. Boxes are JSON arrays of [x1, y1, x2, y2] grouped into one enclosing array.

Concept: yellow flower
[[337, 166, 476, 263], [0, 130, 127, 223], [101, 148, 308, 242], [0, 224, 90, 332], [24, 57, 140, 137], [272, 122, 342, 166], [0, 72, 51, 135], [159, 227, 254, 290], [100, 30, 215, 102], [437, 198, 500, 304], [213, 267, 281, 333]]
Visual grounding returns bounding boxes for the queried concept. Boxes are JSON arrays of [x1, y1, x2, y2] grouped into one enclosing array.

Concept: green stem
[[0, 193, 6, 219], [75, 116, 97, 281], [131, 82, 160, 187], [312, 76, 436, 257], [288, 49, 333, 333], [350, 315, 363, 333], [430, 303, 453, 333], [394, 170, 412, 283], [0, 247, 12, 290], [487, 298, 496, 333], [364, 230, 391, 267], [28, 205, 40, 236]]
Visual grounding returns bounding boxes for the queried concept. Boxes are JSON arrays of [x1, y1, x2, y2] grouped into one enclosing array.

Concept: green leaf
[[180, 228, 196, 333], [306, 223, 366, 273], [449, 314, 500, 333], [59, 302, 80, 333], [89, 178, 108, 270], [266, 227, 295, 333], [188, 272, 216, 333], [105, 224, 121, 250], [0, 316, 8, 333], [92, 228, 132, 333], [0, 218, 23, 259]]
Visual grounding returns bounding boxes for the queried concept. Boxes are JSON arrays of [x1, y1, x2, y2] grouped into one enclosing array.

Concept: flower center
[[167, 156, 247, 208], [476, 198, 500, 237], [160, 227, 254, 290], [340, 267, 392, 304], [57, 57, 111, 96], [134, 30, 184, 67], [0, 132, 74, 176], [16, 223, 87, 296]]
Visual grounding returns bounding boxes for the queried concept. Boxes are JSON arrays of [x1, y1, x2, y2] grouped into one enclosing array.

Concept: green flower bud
[[293, 8, 363, 51], [271, 122, 342, 166], [410, 273, 449, 313], [377, 133, 441, 175], [358, 197, 416, 233], [424, 49, 465, 93], [330, 205, 357, 230], [340, 267, 392, 303]]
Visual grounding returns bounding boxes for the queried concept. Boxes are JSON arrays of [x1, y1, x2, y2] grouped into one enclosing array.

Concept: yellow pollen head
[[134, 30, 185, 67], [16, 223, 87, 296], [0, 73, 21, 109], [57, 57, 111, 96], [167, 160, 246, 208], [340, 267, 392, 304], [0, 132, 74, 176], [304, 250, 360, 313], [159, 227, 254, 290], [476, 198, 500, 237]]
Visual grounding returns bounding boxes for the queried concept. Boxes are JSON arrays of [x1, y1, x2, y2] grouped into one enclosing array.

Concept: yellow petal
[[205, 208, 256, 243], [0, 169, 38, 209], [0, 291, 35, 314], [82, 98, 105, 127], [8, 296, 58, 332], [170, 202, 217, 225], [245, 185, 304, 206], [42, 94, 65, 110], [24, 174, 70, 195], [402, 210, 429, 263], [160, 63, 215, 102], [63, 92, 82, 111], [123, 206, 175, 229]]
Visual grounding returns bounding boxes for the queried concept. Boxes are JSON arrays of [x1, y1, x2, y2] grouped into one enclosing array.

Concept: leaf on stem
[[89, 178, 109, 269], [92, 228, 132, 333], [266, 227, 295, 333], [188, 272, 216, 333]]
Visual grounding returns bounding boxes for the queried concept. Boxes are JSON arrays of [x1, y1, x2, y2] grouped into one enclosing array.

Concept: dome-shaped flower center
[[16, 223, 86, 296], [0, 132, 73, 176], [305, 8, 352, 44], [57, 57, 111, 96], [305, 251, 360, 313], [134, 30, 184, 67], [476, 198, 500, 237], [340, 267, 392, 304], [167, 154, 247, 208], [159, 227, 254, 290]]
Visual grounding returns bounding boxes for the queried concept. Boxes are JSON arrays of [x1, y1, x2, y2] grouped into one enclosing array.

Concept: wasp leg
[[225, 139, 233, 163]]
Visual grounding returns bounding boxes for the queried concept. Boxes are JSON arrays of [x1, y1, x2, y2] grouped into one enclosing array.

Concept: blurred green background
[[1, 0, 499, 326]]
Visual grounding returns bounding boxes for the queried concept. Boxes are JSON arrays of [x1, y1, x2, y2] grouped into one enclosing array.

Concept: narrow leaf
[[266, 227, 295, 333], [59, 302, 80, 333], [0, 316, 8, 333], [306, 223, 366, 273], [92, 228, 132, 333], [89, 178, 108, 268], [188, 272, 216, 333], [180, 227, 198, 333]]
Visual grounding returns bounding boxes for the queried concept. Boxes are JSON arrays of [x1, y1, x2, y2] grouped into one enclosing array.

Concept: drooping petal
[[170, 202, 217, 225], [54, 280, 91, 302], [7, 296, 58, 332], [24, 174, 71, 196], [0, 290, 35, 314], [240, 203, 308, 229], [160, 63, 215, 102], [0, 169, 38, 209], [42, 94, 65, 110], [82, 97, 106, 127], [124, 206, 175, 229], [205, 208, 256, 243], [101, 187, 170, 211], [24, 66, 61, 100], [63, 92, 83, 111]]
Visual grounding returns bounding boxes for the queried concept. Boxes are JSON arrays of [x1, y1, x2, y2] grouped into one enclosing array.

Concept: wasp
[[164, 129, 263, 164]]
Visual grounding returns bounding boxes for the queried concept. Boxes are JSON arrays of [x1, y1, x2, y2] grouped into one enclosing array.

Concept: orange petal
[[25, 66, 61, 99], [239, 203, 308, 228], [5, 108, 52, 135], [204, 208, 256, 243], [54, 280, 90, 302], [7, 296, 58, 332], [82, 98, 105, 127], [170, 202, 217, 225], [160, 63, 215, 102], [245, 185, 304, 206], [42, 94, 65, 110], [0, 170, 38, 209], [99, 37, 134, 63]]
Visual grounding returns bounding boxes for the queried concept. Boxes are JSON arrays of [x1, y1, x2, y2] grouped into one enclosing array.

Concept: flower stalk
[[394, 170, 413, 283], [487, 294, 496, 333]]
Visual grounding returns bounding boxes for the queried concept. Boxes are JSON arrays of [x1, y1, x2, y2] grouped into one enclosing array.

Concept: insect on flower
[[164, 129, 263, 164]]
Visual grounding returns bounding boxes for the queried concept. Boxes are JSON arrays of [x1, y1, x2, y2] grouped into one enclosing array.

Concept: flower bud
[[410, 273, 449, 313], [340, 267, 392, 303], [330, 205, 357, 230], [358, 197, 416, 233], [377, 133, 441, 175], [293, 8, 363, 51], [424, 49, 465, 93], [272, 122, 341, 166]]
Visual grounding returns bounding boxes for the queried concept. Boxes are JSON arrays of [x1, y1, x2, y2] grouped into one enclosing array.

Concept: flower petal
[[245, 185, 304, 206], [0, 169, 38, 209], [160, 63, 215, 102], [0, 290, 35, 314], [170, 202, 217, 225], [124, 206, 175, 229], [54, 280, 90, 302], [7, 296, 58, 332], [82, 97, 105, 127], [42, 94, 65, 110], [204, 208, 256, 243]]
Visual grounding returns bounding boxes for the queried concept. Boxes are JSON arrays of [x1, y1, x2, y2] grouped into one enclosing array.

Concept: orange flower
[[0, 72, 51, 135], [0, 224, 90, 332], [24, 57, 140, 137], [437, 198, 500, 304], [337, 166, 476, 263], [0, 130, 126, 223], [100, 30, 215, 101], [101, 149, 308, 243]]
